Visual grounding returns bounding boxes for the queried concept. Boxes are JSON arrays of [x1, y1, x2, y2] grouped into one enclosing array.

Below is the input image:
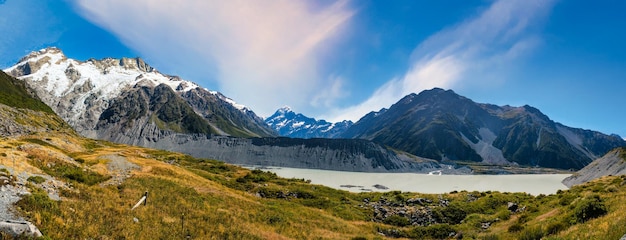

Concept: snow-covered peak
[[2, 47, 232, 130], [16, 47, 65, 65], [5, 47, 203, 99], [277, 106, 293, 114], [265, 107, 353, 138]]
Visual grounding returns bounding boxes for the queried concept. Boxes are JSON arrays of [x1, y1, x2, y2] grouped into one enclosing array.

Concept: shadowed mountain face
[[341, 88, 626, 170]]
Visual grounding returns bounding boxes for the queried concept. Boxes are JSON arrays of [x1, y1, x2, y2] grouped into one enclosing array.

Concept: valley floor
[[0, 133, 625, 239]]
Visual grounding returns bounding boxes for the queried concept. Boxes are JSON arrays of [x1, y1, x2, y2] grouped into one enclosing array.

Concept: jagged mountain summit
[[5, 47, 275, 138], [265, 106, 353, 138], [341, 88, 626, 170]]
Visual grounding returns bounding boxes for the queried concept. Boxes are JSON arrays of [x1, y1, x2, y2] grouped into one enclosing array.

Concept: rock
[[373, 184, 389, 190], [0, 220, 42, 238], [507, 202, 518, 212], [481, 222, 491, 229]]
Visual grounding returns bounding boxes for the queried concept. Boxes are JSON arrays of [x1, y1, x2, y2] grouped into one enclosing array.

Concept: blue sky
[[1, 0, 625, 138]]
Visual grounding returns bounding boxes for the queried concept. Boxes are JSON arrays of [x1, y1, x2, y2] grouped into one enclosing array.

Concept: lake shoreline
[[243, 165, 571, 195]]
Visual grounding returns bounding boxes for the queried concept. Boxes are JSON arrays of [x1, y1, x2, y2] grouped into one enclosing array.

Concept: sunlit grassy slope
[[2, 132, 626, 239]]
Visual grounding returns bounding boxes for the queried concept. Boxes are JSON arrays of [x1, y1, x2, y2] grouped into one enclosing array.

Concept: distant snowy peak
[[265, 107, 353, 139]]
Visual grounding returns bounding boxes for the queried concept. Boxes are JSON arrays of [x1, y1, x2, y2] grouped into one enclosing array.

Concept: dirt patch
[[99, 154, 139, 186], [535, 208, 560, 222]]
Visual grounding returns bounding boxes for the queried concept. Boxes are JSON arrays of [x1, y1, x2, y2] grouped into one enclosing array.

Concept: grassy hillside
[[1, 133, 626, 239], [0, 70, 54, 114]]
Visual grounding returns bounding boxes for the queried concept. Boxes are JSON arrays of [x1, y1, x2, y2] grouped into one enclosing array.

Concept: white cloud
[[324, 0, 555, 122], [311, 75, 348, 108], [72, 0, 354, 117]]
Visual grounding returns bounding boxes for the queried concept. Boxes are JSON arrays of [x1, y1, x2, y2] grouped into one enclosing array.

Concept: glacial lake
[[255, 167, 571, 195]]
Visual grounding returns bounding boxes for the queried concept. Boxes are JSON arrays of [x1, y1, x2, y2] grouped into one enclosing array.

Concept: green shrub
[[545, 221, 568, 235], [518, 226, 544, 240], [236, 169, 277, 183], [508, 223, 524, 233], [559, 194, 576, 206], [433, 203, 467, 224], [27, 176, 46, 184], [410, 224, 456, 239], [301, 198, 331, 209], [495, 209, 511, 220], [383, 215, 410, 227], [482, 234, 500, 240], [573, 195, 607, 223]]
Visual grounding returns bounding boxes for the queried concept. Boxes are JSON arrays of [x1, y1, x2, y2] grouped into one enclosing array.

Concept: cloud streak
[[324, 0, 555, 122], [73, 0, 354, 117]]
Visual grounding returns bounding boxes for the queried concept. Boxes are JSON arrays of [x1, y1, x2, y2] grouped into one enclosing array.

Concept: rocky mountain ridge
[[5, 47, 275, 138], [265, 107, 353, 138], [341, 88, 626, 170]]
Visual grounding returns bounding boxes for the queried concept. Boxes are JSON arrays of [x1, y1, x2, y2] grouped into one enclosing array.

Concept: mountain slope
[[341, 88, 626, 169], [562, 147, 626, 187], [265, 107, 353, 138], [5, 47, 274, 138], [0, 70, 72, 137]]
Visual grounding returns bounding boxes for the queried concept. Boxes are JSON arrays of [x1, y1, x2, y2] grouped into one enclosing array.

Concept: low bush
[[545, 220, 568, 235], [573, 195, 607, 223], [383, 215, 410, 227], [518, 226, 544, 240], [508, 223, 524, 233], [27, 176, 46, 184]]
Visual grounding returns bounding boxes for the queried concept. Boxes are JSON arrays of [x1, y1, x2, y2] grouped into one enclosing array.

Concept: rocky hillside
[[265, 107, 353, 138], [341, 88, 626, 170], [108, 131, 455, 173], [0, 70, 72, 137], [562, 147, 626, 187], [4, 47, 275, 138]]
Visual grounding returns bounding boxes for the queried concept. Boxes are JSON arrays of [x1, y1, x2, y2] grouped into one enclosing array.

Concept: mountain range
[[4, 48, 443, 173], [265, 106, 353, 138], [266, 89, 625, 170], [5, 48, 625, 171], [338, 89, 625, 169]]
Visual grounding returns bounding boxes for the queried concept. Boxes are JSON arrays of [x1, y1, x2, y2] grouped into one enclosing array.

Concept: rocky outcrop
[[562, 147, 626, 187]]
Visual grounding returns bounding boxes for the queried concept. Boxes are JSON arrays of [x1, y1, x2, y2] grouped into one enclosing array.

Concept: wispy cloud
[[73, 0, 354, 117], [324, 0, 555, 122]]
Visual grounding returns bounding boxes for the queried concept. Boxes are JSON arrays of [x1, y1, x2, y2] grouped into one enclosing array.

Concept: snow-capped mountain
[[265, 107, 353, 138], [5, 47, 275, 138]]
